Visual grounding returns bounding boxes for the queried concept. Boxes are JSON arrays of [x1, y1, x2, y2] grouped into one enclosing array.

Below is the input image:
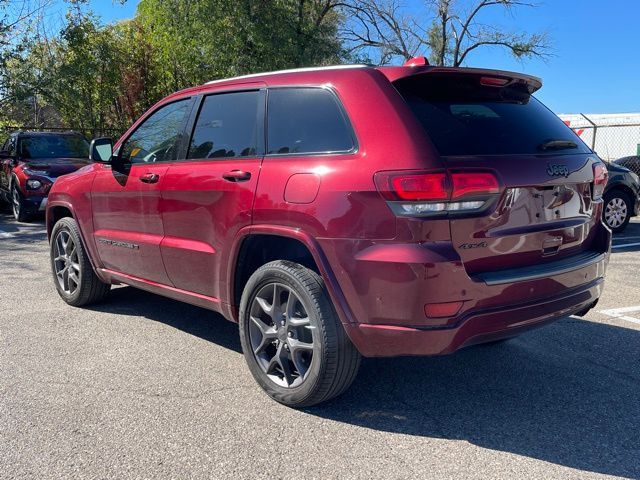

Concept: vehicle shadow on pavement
[[0, 212, 46, 236], [88, 284, 640, 477], [309, 317, 640, 479], [0, 214, 48, 272], [611, 220, 640, 253], [88, 286, 243, 354]]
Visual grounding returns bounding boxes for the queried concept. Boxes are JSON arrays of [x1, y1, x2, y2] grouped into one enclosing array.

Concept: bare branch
[[340, 0, 550, 67]]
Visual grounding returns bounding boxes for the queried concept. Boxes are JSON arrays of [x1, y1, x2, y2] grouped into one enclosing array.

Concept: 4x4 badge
[[546, 164, 569, 177], [459, 241, 487, 249]]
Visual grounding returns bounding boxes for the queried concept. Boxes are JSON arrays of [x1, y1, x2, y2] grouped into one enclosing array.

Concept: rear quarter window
[[267, 87, 355, 155], [394, 74, 590, 156]]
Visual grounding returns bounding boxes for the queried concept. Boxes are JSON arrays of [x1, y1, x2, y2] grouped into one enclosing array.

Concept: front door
[[91, 98, 194, 284], [0, 136, 16, 195], [160, 89, 265, 299]]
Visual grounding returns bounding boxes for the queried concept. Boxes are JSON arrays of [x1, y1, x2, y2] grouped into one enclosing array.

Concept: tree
[[0, 0, 53, 114], [135, 0, 345, 95], [342, 0, 551, 66]]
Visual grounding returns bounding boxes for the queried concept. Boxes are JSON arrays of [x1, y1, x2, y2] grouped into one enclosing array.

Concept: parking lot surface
[[1, 213, 639, 479]]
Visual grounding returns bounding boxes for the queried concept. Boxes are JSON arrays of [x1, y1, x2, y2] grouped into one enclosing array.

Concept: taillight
[[390, 173, 448, 201], [451, 172, 500, 199], [592, 163, 607, 200], [374, 170, 500, 217]]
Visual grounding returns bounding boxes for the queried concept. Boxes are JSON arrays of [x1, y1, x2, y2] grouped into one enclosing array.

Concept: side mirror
[[90, 137, 113, 163], [0, 150, 12, 159]]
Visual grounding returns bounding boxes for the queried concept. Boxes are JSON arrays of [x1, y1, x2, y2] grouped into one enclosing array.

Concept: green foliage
[[136, 0, 344, 94], [0, 0, 345, 133], [0, 0, 550, 134]]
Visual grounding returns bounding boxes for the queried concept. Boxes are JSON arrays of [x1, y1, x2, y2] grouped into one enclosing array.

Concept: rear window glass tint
[[188, 90, 260, 159], [267, 88, 354, 155], [394, 75, 590, 156]]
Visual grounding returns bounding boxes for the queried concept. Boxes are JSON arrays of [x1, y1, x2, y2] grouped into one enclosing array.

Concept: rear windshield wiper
[[537, 140, 578, 151]]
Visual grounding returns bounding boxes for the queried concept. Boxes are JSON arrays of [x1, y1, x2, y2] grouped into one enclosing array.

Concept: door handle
[[222, 170, 251, 182], [140, 173, 160, 184]]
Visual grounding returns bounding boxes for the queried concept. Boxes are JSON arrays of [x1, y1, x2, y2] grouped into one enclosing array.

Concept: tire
[[50, 217, 110, 306], [239, 260, 361, 407], [11, 183, 31, 222], [603, 189, 632, 233]]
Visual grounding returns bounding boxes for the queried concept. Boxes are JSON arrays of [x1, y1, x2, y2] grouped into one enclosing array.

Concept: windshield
[[19, 135, 89, 159], [394, 74, 590, 156]]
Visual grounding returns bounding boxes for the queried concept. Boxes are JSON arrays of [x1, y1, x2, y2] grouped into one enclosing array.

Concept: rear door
[[160, 88, 265, 299], [394, 72, 603, 276], [91, 98, 193, 284]]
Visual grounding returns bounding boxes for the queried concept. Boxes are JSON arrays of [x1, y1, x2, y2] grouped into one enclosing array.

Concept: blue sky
[[58, 0, 637, 114]]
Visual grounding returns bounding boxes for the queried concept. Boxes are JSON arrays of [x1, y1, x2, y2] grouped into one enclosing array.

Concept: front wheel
[[50, 217, 110, 306], [239, 260, 361, 407], [11, 183, 31, 222], [603, 189, 632, 233]]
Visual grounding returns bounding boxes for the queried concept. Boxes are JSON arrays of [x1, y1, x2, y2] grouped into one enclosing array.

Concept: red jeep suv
[[46, 61, 611, 407]]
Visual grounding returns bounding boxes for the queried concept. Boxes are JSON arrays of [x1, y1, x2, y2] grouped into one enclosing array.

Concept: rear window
[[267, 88, 355, 155], [394, 74, 590, 156]]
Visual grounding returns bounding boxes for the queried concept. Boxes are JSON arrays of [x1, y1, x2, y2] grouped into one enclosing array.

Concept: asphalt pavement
[[1, 212, 639, 479]]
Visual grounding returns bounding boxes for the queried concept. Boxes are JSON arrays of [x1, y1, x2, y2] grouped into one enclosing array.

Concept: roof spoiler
[[387, 66, 542, 94]]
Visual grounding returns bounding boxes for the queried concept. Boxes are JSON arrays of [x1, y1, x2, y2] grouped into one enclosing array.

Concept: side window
[[187, 90, 261, 159], [120, 99, 191, 164], [6, 137, 16, 155], [267, 88, 354, 155]]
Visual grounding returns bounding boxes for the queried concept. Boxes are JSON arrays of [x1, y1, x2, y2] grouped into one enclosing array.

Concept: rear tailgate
[[446, 153, 600, 276], [393, 70, 606, 278]]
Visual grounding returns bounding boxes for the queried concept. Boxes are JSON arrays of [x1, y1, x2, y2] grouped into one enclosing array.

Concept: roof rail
[[205, 64, 369, 85]]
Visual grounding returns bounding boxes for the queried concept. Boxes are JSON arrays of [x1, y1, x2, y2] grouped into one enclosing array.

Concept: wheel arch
[[226, 225, 356, 328], [46, 201, 105, 282], [46, 201, 76, 239], [9, 172, 22, 191]]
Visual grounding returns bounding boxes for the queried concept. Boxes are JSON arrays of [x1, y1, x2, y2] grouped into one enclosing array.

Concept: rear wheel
[[11, 183, 31, 222], [603, 189, 632, 233], [50, 217, 110, 306], [239, 260, 360, 407]]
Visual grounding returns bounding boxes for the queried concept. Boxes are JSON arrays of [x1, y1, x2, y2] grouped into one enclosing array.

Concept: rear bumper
[[318, 226, 610, 357], [343, 277, 603, 357]]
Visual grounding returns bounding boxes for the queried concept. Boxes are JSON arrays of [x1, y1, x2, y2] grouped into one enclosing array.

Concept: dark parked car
[[46, 60, 611, 406], [601, 160, 640, 233], [613, 155, 640, 176], [0, 131, 90, 222]]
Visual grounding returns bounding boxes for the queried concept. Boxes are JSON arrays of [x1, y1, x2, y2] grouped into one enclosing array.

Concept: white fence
[[559, 113, 640, 161]]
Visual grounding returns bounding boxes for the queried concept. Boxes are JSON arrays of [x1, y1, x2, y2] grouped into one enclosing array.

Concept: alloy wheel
[[604, 197, 627, 228], [53, 230, 81, 295], [248, 283, 315, 388], [12, 186, 20, 219]]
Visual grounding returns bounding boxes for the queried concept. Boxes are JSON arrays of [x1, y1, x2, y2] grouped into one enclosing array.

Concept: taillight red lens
[[451, 172, 500, 199], [390, 173, 449, 201], [592, 163, 608, 200], [374, 172, 450, 201]]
